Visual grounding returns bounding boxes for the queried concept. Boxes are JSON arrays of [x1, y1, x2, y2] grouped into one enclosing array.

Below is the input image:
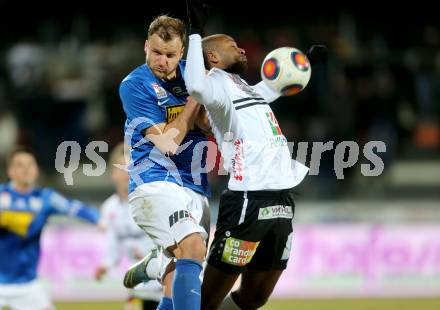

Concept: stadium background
[[0, 0, 439, 309]]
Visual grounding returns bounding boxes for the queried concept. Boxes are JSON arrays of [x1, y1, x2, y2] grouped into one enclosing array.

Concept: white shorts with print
[[129, 181, 210, 253]]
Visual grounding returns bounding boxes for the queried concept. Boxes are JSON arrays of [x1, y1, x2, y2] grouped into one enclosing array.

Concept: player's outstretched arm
[[47, 190, 100, 224]]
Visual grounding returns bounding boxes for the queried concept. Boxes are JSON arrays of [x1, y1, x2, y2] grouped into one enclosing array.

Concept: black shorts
[[207, 188, 295, 274]]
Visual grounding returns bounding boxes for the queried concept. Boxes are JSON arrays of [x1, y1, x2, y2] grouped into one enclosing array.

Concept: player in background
[[0, 147, 100, 310], [184, 1, 327, 309], [94, 143, 162, 310], [119, 15, 211, 310]]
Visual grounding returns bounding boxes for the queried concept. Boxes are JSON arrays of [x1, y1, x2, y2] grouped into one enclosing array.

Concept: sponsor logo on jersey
[[157, 98, 170, 106], [265, 112, 282, 136], [232, 139, 244, 181], [258, 205, 293, 220], [166, 105, 185, 124], [0, 211, 35, 237], [29, 197, 43, 212], [268, 135, 288, 148], [151, 83, 168, 100], [221, 237, 260, 266], [170, 85, 187, 97], [0, 192, 11, 209], [169, 210, 194, 227]]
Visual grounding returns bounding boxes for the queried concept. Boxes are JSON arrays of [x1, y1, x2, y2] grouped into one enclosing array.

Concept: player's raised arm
[[184, 0, 227, 110], [47, 190, 99, 224], [185, 34, 218, 106]]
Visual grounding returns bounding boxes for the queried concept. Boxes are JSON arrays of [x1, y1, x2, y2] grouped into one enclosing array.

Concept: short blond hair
[[148, 15, 187, 46]]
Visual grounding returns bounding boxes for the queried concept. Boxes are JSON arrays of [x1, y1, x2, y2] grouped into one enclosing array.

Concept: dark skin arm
[[194, 105, 213, 136]]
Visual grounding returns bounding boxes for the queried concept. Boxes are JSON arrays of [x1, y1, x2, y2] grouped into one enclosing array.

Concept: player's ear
[[207, 51, 219, 65]]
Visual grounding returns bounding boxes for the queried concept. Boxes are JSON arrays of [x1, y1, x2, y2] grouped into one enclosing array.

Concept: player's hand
[[306, 44, 328, 65], [94, 266, 108, 281], [186, 0, 210, 36]]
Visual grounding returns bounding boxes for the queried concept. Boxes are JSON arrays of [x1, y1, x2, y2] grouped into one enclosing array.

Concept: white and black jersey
[[99, 194, 162, 300], [100, 194, 153, 268], [185, 34, 309, 191]]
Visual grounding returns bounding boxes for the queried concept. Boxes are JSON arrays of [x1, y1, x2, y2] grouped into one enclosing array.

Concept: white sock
[[145, 257, 160, 279], [218, 293, 241, 310]]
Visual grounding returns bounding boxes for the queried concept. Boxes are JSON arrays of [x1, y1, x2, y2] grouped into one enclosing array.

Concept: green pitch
[[262, 299, 440, 310], [55, 298, 440, 310]]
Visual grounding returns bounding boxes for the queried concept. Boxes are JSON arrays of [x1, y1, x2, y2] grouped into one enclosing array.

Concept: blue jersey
[[120, 60, 210, 196], [0, 183, 99, 284]]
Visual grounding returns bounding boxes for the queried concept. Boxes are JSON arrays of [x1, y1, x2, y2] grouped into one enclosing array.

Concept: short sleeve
[[251, 81, 280, 104], [120, 79, 166, 132]]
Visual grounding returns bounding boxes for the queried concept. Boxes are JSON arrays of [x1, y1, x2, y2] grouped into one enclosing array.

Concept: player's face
[[7, 153, 39, 187], [220, 37, 248, 74], [111, 155, 129, 189], [145, 33, 184, 80]]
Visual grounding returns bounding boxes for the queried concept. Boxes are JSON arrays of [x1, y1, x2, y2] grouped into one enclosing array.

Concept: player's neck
[[10, 181, 34, 194]]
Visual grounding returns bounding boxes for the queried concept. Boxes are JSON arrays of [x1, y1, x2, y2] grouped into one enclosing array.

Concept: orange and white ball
[[261, 47, 311, 96]]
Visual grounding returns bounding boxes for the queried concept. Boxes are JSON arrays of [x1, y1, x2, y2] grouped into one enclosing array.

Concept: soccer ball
[[261, 47, 311, 96]]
